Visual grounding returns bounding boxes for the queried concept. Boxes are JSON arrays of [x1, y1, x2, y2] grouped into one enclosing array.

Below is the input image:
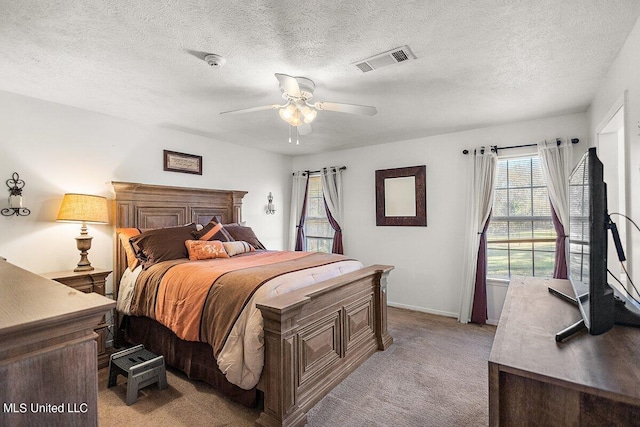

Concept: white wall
[[0, 85, 603, 321], [292, 113, 588, 317], [0, 90, 291, 294], [588, 16, 640, 279]]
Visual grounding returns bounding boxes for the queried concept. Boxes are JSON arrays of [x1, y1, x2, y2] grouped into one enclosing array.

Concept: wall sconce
[[266, 192, 276, 215], [56, 193, 109, 271], [1, 172, 30, 217]]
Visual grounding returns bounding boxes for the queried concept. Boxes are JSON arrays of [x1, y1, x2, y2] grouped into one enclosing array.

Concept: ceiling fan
[[220, 73, 377, 144]]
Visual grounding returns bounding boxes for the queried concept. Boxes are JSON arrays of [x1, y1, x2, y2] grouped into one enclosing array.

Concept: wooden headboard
[[111, 181, 247, 300]]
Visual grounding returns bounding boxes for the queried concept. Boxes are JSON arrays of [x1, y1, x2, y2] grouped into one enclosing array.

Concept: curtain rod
[[292, 166, 347, 176], [462, 138, 579, 155]]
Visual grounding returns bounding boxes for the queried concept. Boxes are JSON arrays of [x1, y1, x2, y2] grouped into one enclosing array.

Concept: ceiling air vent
[[354, 45, 416, 73], [355, 62, 374, 73]]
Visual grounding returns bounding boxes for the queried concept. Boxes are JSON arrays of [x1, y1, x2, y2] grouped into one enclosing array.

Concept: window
[[487, 156, 556, 279], [304, 175, 334, 253]]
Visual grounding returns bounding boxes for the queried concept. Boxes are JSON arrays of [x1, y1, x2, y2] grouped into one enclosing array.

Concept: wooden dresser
[[41, 268, 112, 369], [489, 276, 640, 426], [0, 260, 115, 427]]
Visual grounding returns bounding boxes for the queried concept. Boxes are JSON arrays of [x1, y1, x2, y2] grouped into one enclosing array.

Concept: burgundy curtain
[[471, 215, 491, 325], [323, 198, 343, 254], [551, 204, 568, 279], [294, 174, 310, 251]]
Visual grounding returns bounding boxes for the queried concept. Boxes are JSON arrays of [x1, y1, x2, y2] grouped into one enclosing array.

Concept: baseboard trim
[[388, 301, 458, 319]]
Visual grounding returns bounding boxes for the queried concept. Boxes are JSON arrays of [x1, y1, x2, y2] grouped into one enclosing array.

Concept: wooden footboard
[[256, 264, 393, 427]]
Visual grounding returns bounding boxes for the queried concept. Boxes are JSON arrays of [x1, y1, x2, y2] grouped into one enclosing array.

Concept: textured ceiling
[[1, 1, 639, 156]]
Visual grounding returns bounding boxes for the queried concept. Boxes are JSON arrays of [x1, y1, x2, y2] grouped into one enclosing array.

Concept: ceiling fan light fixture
[[288, 112, 302, 126], [279, 108, 291, 121], [302, 107, 317, 123], [279, 102, 300, 124], [286, 103, 297, 115], [279, 102, 309, 126], [299, 105, 311, 116]]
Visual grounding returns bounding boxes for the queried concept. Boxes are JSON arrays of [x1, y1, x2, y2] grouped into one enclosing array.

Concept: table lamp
[[56, 193, 109, 272]]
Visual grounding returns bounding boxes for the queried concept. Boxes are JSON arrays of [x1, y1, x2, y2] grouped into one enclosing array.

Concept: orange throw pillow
[[185, 240, 229, 261]]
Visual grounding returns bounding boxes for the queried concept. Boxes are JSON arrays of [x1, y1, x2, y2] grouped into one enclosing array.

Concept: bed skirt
[[123, 315, 257, 407]]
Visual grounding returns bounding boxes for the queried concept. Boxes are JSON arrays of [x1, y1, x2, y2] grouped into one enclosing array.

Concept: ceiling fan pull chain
[[288, 125, 292, 144], [296, 126, 299, 146]]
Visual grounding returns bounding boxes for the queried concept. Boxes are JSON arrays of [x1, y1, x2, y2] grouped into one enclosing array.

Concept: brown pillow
[[192, 220, 234, 242], [129, 223, 197, 269], [223, 223, 266, 250], [116, 228, 141, 271]]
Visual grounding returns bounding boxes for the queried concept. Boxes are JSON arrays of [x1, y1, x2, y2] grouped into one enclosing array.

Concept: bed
[[112, 181, 393, 427]]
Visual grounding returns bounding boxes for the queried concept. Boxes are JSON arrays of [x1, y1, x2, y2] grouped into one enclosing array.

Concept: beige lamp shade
[[57, 193, 108, 272], [57, 193, 109, 224]]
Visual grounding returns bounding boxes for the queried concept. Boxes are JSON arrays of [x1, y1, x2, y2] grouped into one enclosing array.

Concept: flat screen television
[[554, 147, 640, 341]]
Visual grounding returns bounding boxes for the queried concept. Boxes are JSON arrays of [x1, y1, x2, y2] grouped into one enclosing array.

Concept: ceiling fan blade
[[219, 104, 281, 115], [275, 73, 301, 98], [298, 123, 312, 135], [314, 102, 377, 116]]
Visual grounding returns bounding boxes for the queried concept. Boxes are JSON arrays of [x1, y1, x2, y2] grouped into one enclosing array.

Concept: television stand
[[489, 277, 640, 426], [548, 286, 640, 342], [548, 286, 588, 342], [554, 318, 586, 342], [614, 296, 640, 328], [548, 286, 578, 306]]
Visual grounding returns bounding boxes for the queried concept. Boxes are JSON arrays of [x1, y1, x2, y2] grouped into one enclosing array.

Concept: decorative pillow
[[185, 240, 229, 260], [222, 241, 255, 257], [116, 228, 141, 271], [223, 223, 266, 250], [129, 223, 197, 269], [192, 220, 234, 242]]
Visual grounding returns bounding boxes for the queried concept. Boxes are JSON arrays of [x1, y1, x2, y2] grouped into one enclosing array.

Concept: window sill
[[487, 278, 510, 287]]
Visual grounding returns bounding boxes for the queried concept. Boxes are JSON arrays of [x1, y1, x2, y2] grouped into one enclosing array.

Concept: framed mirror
[[375, 165, 426, 226]]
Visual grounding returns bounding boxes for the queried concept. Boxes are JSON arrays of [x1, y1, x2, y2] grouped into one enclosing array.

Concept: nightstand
[[41, 268, 113, 369]]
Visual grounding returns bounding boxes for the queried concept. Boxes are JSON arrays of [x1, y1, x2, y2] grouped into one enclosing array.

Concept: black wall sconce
[[266, 192, 276, 215], [2, 172, 30, 217]]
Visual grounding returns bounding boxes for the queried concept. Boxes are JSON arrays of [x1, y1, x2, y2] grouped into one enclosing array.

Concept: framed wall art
[[375, 165, 426, 226], [163, 150, 202, 175]]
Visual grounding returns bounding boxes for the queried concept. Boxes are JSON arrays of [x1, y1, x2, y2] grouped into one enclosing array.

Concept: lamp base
[[75, 234, 94, 272]]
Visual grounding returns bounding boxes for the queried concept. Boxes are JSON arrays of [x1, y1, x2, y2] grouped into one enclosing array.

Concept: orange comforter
[[129, 251, 350, 356]]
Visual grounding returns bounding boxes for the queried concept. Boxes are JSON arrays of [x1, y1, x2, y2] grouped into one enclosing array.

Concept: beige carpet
[[98, 307, 495, 426]]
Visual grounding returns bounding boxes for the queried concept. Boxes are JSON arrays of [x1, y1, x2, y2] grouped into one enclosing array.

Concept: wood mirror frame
[[375, 165, 426, 226]]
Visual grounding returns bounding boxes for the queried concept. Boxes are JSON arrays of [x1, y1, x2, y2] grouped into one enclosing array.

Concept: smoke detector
[[204, 54, 226, 68]]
